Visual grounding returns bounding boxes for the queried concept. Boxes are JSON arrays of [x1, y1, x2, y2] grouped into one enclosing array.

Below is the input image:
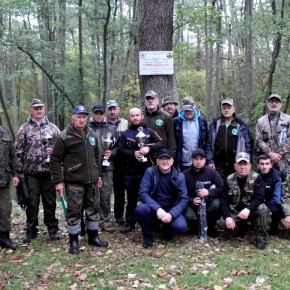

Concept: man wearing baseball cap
[[173, 96, 208, 171], [136, 148, 188, 248], [51, 105, 107, 254], [183, 149, 224, 238], [220, 152, 271, 249], [143, 90, 177, 157], [89, 104, 117, 232], [206, 98, 253, 180], [15, 99, 60, 244], [105, 99, 129, 225], [256, 93, 290, 178]]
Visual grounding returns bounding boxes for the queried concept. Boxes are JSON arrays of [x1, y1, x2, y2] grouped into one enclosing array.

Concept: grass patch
[[1, 202, 290, 289]]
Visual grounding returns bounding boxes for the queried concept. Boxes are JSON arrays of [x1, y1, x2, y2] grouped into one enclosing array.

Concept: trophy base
[[138, 157, 147, 162], [102, 160, 110, 167]]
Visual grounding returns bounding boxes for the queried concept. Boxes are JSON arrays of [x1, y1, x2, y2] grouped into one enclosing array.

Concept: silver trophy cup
[[43, 128, 53, 163], [136, 127, 147, 162], [101, 132, 114, 166]]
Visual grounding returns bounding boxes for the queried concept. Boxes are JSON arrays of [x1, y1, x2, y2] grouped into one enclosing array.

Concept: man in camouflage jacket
[[221, 152, 271, 250], [0, 125, 21, 250], [281, 173, 290, 230], [15, 99, 60, 243], [256, 94, 290, 178]]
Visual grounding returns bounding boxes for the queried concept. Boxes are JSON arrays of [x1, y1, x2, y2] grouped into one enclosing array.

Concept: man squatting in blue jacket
[[136, 148, 188, 249]]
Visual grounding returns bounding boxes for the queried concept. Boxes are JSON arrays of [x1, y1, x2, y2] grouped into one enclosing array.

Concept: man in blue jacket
[[136, 148, 188, 248], [173, 97, 207, 171], [205, 98, 253, 180]]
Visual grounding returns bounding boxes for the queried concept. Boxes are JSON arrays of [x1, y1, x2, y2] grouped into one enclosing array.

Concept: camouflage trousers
[[0, 186, 12, 232], [65, 182, 100, 226], [26, 173, 59, 234], [98, 170, 113, 227], [231, 203, 272, 238]]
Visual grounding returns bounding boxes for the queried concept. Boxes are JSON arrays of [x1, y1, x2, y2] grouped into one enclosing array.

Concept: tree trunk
[[78, 0, 84, 104], [244, 0, 254, 122], [138, 0, 174, 100]]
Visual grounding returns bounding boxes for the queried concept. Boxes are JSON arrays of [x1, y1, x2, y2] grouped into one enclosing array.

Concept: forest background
[[0, 0, 289, 137]]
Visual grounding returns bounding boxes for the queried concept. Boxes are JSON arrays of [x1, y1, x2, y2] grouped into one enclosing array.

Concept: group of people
[[0, 92, 289, 254]]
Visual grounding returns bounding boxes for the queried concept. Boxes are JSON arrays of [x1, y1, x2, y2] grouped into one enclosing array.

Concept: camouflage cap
[[221, 98, 234, 106], [106, 100, 119, 108], [145, 90, 159, 99], [235, 152, 250, 163], [30, 99, 45, 108]]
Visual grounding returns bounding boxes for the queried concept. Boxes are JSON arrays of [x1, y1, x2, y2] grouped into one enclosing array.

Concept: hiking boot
[[23, 229, 38, 243], [256, 237, 267, 250], [0, 232, 17, 250], [120, 223, 135, 234], [143, 235, 153, 249], [49, 232, 61, 241], [115, 217, 125, 225], [208, 227, 220, 238]]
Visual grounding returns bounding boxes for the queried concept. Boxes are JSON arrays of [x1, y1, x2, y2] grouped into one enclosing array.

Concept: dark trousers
[[124, 175, 142, 225], [267, 204, 283, 229], [113, 163, 126, 220], [26, 172, 58, 234], [136, 203, 187, 237], [183, 198, 221, 229]]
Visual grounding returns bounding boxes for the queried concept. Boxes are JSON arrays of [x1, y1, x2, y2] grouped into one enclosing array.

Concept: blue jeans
[[136, 203, 187, 237]]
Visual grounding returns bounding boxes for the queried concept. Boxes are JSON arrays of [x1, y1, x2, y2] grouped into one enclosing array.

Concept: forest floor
[[1, 201, 290, 290]]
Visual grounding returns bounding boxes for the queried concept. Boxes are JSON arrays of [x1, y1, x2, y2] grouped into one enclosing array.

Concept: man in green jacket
[[50, 105, 107, 254]]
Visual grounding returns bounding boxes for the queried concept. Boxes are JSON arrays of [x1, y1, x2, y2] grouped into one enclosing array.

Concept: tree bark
[[138, 0, 174, 100]]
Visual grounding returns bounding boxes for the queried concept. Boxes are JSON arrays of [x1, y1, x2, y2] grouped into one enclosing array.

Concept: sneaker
[[143, 236, 153, 249], [256, 237, 267, 250]]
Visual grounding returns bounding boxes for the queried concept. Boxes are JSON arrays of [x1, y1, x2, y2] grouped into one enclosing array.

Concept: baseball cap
[[30, 99, 44, 108], [145, 90, 159, 99], [268, 94, 282, 102], [161, 96, 178, 107], [221, 98, 234, 106], [92, 105, 105, 113], [106, 100, 119, 108], [235, 152, 250, 163], [72, 105, 89, 115], [182, 96, 195, 111], [157, 148, 174, 159], [191, 148, 206, 158]]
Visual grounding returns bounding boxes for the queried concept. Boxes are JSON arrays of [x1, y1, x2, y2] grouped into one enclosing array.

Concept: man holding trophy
[[89, 104, 116, 232], [117, 108, 166, 233], [15, 99, 60, 243]]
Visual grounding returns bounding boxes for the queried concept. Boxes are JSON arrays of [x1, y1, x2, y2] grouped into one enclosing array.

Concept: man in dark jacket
[[206, 98, 253, 180], [221, 152, 271, 250], [257, 154, 283, 234], [50, 105, 107, 254], [173, 97, 207, 171], [183, 149, 223, 237], [89, 104, 117, 232], [143, 90, 177, 157], [136, 148, 188, 248], [161, 96, 179, 118], [117, 107, 166, 233]]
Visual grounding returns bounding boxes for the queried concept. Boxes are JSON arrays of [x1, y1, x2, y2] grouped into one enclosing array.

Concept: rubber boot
[[69, 233, 79, 254], [87, 230, 108, 247]]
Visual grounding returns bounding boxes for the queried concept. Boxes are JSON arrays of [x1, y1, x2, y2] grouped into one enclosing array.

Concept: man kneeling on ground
[[221, 152, 271, 250], [136, 149, 188, 249]]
